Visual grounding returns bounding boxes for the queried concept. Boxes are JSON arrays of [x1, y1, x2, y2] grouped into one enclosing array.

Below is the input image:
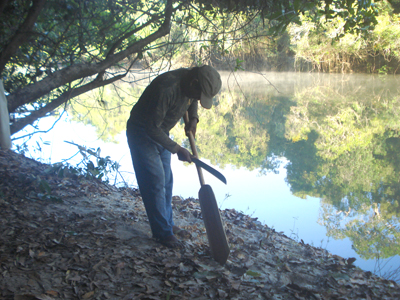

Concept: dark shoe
[[158, 235, 182, 248], [172, 226, 192, 239]]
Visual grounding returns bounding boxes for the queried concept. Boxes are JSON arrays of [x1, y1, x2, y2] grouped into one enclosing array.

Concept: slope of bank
[[0, 149, 399, 300]]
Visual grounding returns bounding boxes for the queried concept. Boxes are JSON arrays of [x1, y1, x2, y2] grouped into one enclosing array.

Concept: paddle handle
[[184, 112, 205, 186]]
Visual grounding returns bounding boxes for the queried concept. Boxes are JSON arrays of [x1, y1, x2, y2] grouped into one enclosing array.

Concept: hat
[[198, 65, 222, 109]]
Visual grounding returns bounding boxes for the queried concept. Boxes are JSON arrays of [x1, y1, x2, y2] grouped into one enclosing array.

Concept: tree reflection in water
[[68, 71, 400, 280]]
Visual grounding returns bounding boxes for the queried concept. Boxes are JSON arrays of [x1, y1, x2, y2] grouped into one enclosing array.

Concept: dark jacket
[[128, 69, 199, 153]]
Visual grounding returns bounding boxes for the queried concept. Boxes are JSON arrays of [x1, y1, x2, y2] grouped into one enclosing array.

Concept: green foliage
[[3, 0, 178, 136], [36, 176, 62, 202], [3, 0, 148, 93], [372, 3, 400, 59], [234, 59, 244, 71], [49, 142, 121, 184], [246, 270, 262, 277], [289, 1, 400, 73]]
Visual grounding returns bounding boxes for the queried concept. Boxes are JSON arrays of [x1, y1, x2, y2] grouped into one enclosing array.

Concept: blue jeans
[[126, 122, 174, 240]]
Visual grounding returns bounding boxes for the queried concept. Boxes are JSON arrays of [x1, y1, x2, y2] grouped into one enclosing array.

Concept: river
[[11, 70, 400, 282]]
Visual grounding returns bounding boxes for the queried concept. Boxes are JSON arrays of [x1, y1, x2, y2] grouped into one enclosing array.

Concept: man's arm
[[187, 99, 199, 121], [185, 100, 199, 138]]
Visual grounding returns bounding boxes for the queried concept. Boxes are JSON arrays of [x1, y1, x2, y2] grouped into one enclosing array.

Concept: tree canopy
[[1, 0, 388, 136]]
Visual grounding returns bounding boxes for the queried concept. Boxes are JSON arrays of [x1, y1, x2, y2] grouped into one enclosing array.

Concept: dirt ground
[[1, 149, 400, 300]]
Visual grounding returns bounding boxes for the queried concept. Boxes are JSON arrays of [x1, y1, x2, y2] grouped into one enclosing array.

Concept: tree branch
[[11, 108, 67, 141], [0, 0, 47, 73], [10, 73, 126, 135], [0, 0, 10, 16], [96, 15, 160, 81], [7, 0, 174, 113]]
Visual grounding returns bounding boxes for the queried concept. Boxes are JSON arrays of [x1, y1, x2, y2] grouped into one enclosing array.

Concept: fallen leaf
[[236, 237, 244, 244], [231, 280, 241, 290], [218, 289, 227, 298], [136, 268, 147, 273], [347, 257, 356, 265], [350, 278, 368, 285], [67, 274, 81, 281], [283, 263, 292, 272], [29, 249, 35, 258], [45, 291, 58, 297], [246, 270, 261, 277], [15, 294, 55, 300], [164, 280, 172, 287], [82, 291, 95, 299], [179, 280, 198, 287], [115, 262, 126, 268], [36, 295, 55, 300], [235, 251, 246, 260], [179, 262, 193, 272], [193, 271, 221, 279]]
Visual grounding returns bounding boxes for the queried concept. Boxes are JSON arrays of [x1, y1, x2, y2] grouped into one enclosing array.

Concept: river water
[[11, 71, 400, 281]]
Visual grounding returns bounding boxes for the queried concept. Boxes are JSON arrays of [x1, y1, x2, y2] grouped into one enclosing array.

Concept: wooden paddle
[[184, 112, 230, 264]]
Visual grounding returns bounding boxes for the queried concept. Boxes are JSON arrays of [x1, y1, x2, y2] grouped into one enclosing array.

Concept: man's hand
[[177, 146, 192, 163], [185, 118, 198, 139]]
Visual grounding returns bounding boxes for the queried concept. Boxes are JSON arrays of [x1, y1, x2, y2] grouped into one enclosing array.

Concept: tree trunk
[[0, 80, 12, 149]]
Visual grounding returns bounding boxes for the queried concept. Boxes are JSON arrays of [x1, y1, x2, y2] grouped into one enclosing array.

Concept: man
[[126, 65, 222, 248]]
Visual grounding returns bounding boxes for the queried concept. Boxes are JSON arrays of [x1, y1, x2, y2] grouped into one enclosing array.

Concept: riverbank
[[1, 149, 399, 300]]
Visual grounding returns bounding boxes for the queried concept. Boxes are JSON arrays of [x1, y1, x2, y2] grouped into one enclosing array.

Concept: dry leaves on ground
[[1, 149, 400, 300]]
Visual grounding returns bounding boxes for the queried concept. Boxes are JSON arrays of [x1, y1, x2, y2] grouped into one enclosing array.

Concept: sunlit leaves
[[372, 2, 400, 62], [288, 1, 400, 73]]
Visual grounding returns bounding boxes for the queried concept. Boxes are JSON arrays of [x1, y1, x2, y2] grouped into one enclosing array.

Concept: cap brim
[[200, 92, 212, 109]]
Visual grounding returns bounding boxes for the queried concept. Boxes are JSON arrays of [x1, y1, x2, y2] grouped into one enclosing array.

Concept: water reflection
[[176, 72, 400, 264], [61, 71, 400, 278]]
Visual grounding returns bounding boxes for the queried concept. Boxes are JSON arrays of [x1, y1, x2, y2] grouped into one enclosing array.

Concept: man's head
[[184, 65, 222, 109], [197, 65, 222, 109]]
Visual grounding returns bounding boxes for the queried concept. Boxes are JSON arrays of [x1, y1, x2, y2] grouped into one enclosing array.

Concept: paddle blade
[[199, 184, 230, 264]]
